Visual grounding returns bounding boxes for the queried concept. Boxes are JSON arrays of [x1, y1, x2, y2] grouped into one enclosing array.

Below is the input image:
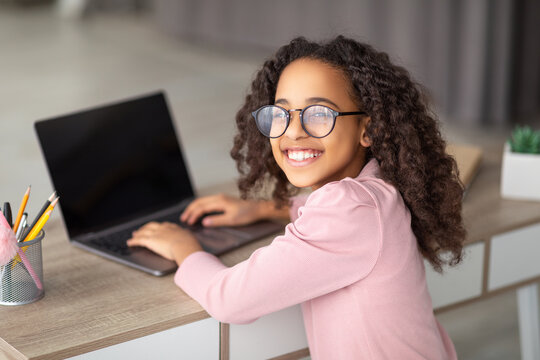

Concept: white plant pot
[[501, 143, 540, 201]]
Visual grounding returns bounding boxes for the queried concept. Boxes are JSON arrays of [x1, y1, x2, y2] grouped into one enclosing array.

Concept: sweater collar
[[354, 158, 381, 180]]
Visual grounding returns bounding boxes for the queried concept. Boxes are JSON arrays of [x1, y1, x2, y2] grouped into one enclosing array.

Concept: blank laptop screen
[[35, 93, 194, 238]]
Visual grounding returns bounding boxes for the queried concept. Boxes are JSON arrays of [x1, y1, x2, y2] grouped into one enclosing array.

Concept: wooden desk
[[429, 139, 540, 311], [462, 140, 540, 247], [2, 138, 540, 359], [0, 218, 210, 359]]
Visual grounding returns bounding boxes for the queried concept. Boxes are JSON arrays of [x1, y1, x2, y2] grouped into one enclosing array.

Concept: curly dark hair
[[231, 35, 466, 272]]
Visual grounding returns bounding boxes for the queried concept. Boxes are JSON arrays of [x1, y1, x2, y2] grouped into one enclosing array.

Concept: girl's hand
[[127, 222, 203, 266], [180, 194, 271, 227]]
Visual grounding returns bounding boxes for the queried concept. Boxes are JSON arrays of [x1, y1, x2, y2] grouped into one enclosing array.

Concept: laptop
[[34, 91, 284, 276]]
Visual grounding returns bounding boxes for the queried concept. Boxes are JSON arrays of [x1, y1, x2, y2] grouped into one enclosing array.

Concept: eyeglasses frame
[[251, 104, 367, 139]]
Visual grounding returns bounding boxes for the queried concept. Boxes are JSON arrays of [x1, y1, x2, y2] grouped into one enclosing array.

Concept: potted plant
[[501, 125, 540, 200]]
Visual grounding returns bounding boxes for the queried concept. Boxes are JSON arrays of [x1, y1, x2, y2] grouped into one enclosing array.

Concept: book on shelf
[[446, 143, 483, 192]]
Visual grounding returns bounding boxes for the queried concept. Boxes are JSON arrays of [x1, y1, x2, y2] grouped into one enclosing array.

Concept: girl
[[128, 36, 465, 359]]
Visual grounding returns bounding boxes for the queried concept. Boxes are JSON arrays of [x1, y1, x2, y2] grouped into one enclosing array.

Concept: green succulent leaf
[[508, 125, 540, 154]]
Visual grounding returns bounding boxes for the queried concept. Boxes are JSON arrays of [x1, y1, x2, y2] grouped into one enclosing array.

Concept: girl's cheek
[[270, 140, 282, 162]]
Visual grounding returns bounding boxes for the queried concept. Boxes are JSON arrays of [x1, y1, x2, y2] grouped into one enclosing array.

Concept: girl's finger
[[127, 236, 167, 258], [138, 221, 160, 231], [162, 221, 180, 228], [201, 213, 232, 227], [184, 203, 228, 225], [127, 236, 147, 247], [180, 200, 202, 221], [186, 207, 223, 225], [133, 228, 154, 238], [182, 195, 223, 213], [181, 198, 213, 222], [181, 195, 228, 222]]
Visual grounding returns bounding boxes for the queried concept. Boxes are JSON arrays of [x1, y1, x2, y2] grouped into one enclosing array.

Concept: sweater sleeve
[[175, 180, 382, 324]]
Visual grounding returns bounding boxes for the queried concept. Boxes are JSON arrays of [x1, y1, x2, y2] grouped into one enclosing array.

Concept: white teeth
[[287, 151, 321, 161]]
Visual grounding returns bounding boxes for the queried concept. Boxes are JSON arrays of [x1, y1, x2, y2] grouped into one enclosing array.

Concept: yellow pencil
[[23, 197, 58, 242], [21, 191, 55, 241], [23, 208, 52, 243], [12, 185, 31, 233]]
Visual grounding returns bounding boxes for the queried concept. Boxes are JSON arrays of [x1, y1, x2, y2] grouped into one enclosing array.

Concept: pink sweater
[[175, 159, 457, 359]]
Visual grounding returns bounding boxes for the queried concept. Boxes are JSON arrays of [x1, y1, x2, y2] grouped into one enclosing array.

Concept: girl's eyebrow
[[274, 97, 341, 110], [306, 97, 341, 110]]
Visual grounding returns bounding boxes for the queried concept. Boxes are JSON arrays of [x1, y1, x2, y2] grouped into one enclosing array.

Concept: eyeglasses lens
[[302, 105, 334, 138], [256, 106, 288, 138]]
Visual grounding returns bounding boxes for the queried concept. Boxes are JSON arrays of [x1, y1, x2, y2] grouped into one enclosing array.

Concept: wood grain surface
[[0, 183, 279, 360], [461, 141, 540, 244]]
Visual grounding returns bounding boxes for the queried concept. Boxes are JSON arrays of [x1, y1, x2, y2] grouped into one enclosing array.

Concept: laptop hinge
[[73, 198, 193, 243]]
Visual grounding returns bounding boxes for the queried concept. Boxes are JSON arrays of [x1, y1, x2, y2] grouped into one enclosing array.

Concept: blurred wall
[[151, 0, 540, 126]]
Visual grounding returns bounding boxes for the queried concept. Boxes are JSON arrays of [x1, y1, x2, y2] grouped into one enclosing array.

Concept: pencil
[[23, 197, 58, 243], [13, 185, 31, 233], [23, 208, 52, 243], [22, 191, 55, 240]]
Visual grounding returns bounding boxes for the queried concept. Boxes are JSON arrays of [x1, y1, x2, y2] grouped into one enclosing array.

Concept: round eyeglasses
[[251, 104, 367, 138]]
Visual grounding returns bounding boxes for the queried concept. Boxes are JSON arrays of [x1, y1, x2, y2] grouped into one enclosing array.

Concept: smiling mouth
[[285, 149, 323, 162]]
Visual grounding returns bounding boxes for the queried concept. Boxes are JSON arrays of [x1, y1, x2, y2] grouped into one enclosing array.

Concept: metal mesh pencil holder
[[0, 230, 45, 305]]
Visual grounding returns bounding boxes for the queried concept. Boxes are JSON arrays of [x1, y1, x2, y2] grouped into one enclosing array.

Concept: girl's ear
[[359, 117, 371, 147]]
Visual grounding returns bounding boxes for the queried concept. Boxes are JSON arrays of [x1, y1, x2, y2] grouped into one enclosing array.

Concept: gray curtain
[[153, 0, 540, 126]]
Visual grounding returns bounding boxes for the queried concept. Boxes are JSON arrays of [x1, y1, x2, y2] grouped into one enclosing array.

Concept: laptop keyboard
[[89, 213, 202, 255], [90, 227, 135, 255]]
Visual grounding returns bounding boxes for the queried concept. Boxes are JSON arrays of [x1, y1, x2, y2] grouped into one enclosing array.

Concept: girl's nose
[[284, 112, 308, 140]]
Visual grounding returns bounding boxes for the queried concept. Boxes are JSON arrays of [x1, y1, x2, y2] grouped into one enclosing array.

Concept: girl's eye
[[274, 112, 287, 119], [271, 108, 287, 119]]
